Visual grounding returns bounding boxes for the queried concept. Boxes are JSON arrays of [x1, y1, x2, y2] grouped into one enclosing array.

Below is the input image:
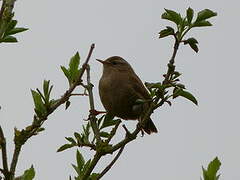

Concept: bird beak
[[96, 59, 105, 64]]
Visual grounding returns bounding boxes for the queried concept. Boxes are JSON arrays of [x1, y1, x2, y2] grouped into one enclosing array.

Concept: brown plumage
[[97, 56, 157, 134]]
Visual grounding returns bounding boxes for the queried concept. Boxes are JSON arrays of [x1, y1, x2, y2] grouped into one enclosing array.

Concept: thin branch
[[105, 120, 121, 144], [162, 39, 179, 85], [70, 93, 88, 96], [78, 142, 96, 150], [9, 145, 21, 180], [85, 65, 101, 143], [97, 146, 125, 180], [106, 127, 140, 154], [0, 126, 9, 177], [82, 152, 102, 180]]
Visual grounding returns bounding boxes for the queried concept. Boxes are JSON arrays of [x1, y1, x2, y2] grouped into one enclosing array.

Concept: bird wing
[[128, 72, 151, 100]]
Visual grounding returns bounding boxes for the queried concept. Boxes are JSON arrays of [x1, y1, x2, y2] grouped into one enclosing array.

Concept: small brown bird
[[97, 56, 158, 134]]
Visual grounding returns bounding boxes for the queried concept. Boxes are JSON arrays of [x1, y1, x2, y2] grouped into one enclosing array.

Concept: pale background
[[1, 0, 239, 179]]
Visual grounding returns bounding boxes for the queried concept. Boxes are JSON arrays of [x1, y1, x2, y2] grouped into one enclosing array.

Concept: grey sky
[[1, 0, 239, 179]]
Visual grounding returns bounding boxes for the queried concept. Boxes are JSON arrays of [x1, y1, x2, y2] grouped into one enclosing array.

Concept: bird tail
[[143, 118, 158, 134]]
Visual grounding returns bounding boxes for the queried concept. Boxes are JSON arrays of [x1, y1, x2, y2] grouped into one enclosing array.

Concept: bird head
[[96, 56, 134, 73]]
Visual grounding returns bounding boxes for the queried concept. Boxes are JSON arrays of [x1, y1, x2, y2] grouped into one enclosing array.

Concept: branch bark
[[0, 126, 9, 178], [85, 65, 101, 143]]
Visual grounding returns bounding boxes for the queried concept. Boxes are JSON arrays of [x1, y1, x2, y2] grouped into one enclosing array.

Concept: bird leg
[[89, 109, 106, 116]]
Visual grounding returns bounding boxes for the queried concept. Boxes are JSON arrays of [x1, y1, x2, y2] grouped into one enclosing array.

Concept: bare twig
[[0, 126, 9, 177], [70, 93, 88, 96], [85, 65, 101, 143], [163, 39, 179, 85], [97, 146, 125, 180], [105, 120, 121, 144]]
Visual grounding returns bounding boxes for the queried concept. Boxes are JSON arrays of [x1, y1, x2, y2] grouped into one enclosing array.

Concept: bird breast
[[99, 71, 140, 119]]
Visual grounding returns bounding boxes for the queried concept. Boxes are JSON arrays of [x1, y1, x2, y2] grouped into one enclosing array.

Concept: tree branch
[[85, 65, 101, 143], [0, 126, 9, 177], [105, 120, 121, 144], [9, 145, 21, 180], [82, 152, 102, 180], [97, 146, 125, 180]]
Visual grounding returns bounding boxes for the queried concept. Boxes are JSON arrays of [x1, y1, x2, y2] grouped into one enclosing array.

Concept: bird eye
[[111, 61, 117, 65]]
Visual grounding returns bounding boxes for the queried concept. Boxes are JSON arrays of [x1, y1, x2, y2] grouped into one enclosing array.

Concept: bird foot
[[89, 109, 106, 116], [137, 123, 145, 137]]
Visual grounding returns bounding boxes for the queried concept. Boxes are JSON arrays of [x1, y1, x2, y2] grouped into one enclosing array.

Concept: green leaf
[[76, 150, 85, 170], [183, 37, 199, 53], [43, 80, 50, 102], [36, 127, 45, 133], [14, 128, 21, 137], [189, 42, 199, 53], [99, 131, 110, 138], [6, 27, 28, 36], [207, 157, 221, 179], [31, 90, 47, 117], [74, 132, 82, 140], [193, 20, 212, 27], [187, 7, 194, 24], [202, 167, 209, 180], [5, 20, 17, 33], [162, 9, 182, 25], [101, 114, 121, 129], [201, 157, 221, 180], [184, 37, 198, 44], [196, 9, 217, 22], [89, 173, 100, 180], [72, 164, 81, 176], [65, 100, 71, 110], [0, 35, 17, 43], [172, 71, 182, 79], [176, 83, 185, 89], [82, 159, 91, 173], [97, 115, 105, 128], [69, 52, 80, 83], [57, 144, 74, 152], [173, 89, 198, 105], [21, 165, 35, 180], [61, 66, 70, 81], [65, 137, 77, 144], [82, 123, 90, 144], [159, 26, 174, 38]]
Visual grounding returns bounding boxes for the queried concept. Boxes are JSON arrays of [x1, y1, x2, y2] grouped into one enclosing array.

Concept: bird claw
[[89, 109, 106, 116], [137, 123, 145, 137]]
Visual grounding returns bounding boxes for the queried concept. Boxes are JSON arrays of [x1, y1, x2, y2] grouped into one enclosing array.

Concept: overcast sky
[[1, 0, 239, 179]]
